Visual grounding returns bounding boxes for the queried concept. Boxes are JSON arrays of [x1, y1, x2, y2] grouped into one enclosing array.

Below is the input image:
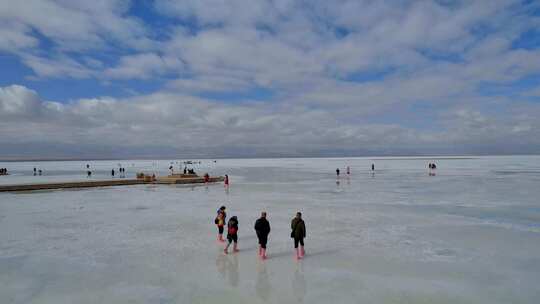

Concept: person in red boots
[[254, 212, 271, 259], [290, 212, 306, 259], [224, 216, 239, 254], [215, 206, 227, 242]]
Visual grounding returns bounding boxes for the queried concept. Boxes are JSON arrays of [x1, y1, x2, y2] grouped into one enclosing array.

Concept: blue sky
[[1, 0, 540, 159]]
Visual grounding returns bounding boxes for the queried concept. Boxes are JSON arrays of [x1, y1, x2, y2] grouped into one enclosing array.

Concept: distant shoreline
[[0, 154, 538, 162]]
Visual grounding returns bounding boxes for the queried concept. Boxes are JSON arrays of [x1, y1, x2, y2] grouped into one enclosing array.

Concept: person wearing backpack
[[224, 216, 239, 254], [290, 212, 306, 259], [215, 206, 227, 242]]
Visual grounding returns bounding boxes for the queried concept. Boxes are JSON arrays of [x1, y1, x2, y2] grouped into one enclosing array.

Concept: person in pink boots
[[290, 212, 306, 259], [254, 212, 271, 259], [224, 216, 239, 254], [215, 206, 227, 242]]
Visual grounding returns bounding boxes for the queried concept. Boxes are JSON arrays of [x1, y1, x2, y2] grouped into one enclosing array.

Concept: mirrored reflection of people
[[226, 254, 239, 287], [291, 262, 306, 303], [216, 251, 240, 287], [254, 212, 271, 260], [346, 166, 350, 175], [216, 252, 226, 279], [291, 212, 306, 259], [256, 261, 271, 301]]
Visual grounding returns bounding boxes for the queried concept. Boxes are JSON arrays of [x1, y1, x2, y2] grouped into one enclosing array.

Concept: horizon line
[[1, 153, 539, 163]]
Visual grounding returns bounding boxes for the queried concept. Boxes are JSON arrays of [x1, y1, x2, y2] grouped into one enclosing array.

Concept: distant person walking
[[224, 174, 229, 187], [346, 166, 350, 175], [254, 212, 271, 259], [371, 163, 375, 171], [336, 168, 340, 177], [215, 206, 227, 242], [33, 167, 37, 176], [111, 169, 115, 177], [224, 216, 239, 254], [291, 212, 306, 259]]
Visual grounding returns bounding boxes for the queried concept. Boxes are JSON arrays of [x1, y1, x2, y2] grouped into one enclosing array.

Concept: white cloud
[[21, 54, 93, 78], [104, 53, 184, 79], [0, 85, 41, 116], [1, 84, 539, 158], [0, 0, 149, 51], [0, 21, 38, 52]]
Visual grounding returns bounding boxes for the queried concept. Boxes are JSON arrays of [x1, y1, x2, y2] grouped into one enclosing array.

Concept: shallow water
[[1, 156, 539, 303]]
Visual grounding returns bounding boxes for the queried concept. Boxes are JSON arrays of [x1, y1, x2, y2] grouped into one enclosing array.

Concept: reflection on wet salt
[[256, 261, 271, 302], [291, 262, 306, 303]]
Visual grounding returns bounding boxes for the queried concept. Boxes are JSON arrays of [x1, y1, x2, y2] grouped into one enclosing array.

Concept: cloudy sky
[[0, 0, 539, 159]]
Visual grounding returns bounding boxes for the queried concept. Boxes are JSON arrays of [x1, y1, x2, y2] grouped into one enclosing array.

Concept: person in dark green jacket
[[290, 212, 306, 259]]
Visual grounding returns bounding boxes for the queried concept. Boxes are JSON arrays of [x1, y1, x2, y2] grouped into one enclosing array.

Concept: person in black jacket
[[254, 212, 271, 259]]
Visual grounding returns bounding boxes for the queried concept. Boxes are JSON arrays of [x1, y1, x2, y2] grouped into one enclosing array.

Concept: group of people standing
[[336, 164, 375, 177], [111, 167, 126, 177], [0, 168, 8, 175], [33, 167, 42, 176], [84, 164, 127, 178], [428, 162, 437, 176], [215, 206, 306, 260]]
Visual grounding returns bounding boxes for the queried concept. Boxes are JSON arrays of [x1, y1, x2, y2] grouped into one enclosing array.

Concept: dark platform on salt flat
[[0, 175, 224, 192], [155, 174, 224, 184]]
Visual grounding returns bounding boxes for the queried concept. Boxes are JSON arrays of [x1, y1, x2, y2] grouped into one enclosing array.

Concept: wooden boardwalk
[[0, 179, 145, 192], [155, 175, 224, 184], [0, 175, 224, 192]]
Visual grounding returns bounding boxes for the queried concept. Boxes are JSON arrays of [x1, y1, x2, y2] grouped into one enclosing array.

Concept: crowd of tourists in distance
[[83, 164, 127, 178], [336, 162, 437, 178], [215, 206, 306, 260], [0, 168, 8, 175]]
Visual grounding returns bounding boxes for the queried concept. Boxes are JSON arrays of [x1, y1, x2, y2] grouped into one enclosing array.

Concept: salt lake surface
[[1, 156, 539, 303]]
